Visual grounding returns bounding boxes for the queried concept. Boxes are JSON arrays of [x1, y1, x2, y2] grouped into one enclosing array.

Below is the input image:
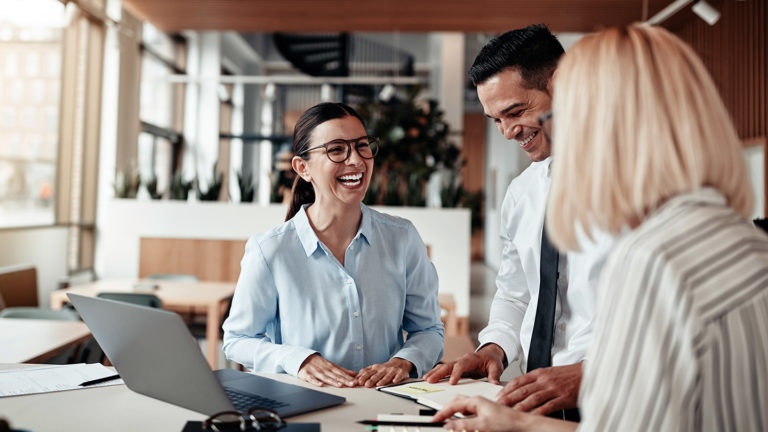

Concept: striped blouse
[[579, 188, 768, 431]]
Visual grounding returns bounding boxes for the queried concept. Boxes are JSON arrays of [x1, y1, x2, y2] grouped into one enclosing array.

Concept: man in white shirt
[[424, 24, 613, 421]]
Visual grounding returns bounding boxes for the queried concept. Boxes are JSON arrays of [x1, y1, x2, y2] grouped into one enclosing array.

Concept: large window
[[0, 0, 64, 227], [137, 23, 186, 199]]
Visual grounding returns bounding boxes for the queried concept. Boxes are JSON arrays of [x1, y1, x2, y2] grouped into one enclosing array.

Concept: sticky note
[[395, 383, 445, 395]]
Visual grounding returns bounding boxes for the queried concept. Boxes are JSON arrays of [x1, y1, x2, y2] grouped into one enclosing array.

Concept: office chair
[[146, 273, 200, 321]]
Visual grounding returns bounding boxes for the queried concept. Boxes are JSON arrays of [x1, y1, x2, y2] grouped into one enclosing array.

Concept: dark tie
[[527, 223, 559, 373]]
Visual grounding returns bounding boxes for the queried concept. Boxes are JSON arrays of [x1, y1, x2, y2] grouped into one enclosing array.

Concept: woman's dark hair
[[285, 102, 366, 221], [469, 24, 564, 91]]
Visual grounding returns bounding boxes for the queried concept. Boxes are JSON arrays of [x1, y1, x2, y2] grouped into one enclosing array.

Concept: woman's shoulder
[[605, 193, 751, 292], [246, 219, 299, 250], [364, 205, 414, 232]]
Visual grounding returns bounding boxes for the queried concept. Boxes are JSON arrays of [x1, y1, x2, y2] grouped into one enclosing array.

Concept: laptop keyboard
[[224, 388, 289, 412]]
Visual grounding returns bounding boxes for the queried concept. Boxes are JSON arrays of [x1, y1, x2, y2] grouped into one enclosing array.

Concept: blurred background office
[[0, 0, 765, 353]]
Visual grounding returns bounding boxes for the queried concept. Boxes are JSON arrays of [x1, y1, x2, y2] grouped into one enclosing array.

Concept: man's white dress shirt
[[478, 157, 614, 370]]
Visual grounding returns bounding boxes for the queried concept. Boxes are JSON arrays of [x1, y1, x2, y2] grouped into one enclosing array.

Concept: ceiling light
[[692, 0, 721, 26]]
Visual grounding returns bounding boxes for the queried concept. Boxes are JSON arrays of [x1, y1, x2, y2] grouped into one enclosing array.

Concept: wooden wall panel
[[461, 113, 487, 193], [138, 238, 246, 282], [671, 0, 767, 143], [462, 113, 487, 261]]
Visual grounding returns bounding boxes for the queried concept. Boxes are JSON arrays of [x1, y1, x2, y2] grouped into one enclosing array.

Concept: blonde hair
[[547, 25, 754, 250]]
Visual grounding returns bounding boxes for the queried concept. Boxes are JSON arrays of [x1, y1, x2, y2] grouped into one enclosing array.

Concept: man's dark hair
[[469, 24, 564, 91]]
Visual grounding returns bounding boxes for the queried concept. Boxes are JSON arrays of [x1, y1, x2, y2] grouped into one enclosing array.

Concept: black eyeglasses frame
[[297, 136, 379, 163]]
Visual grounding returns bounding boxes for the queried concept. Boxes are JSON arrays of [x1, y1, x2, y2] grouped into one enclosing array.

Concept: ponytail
[[285, 176, 315, 221]]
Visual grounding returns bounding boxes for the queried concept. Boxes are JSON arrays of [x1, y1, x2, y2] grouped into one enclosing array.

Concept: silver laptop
[[68, 293, 345, 416]]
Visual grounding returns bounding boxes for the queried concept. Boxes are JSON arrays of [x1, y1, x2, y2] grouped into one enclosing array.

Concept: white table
[[0, 364, 432, 432], [51, 279, 235, 368], [0, 319, 91, 363]]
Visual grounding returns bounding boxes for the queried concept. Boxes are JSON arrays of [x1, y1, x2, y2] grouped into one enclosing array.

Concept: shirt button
[[558, 323, 566, 331], [356, 345, 362, 350], [353, 311, 360, 317]]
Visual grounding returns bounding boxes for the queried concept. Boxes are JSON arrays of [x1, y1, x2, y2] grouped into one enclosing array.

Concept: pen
[[79, 374, 121, 387], [357, 420, 445, 427]]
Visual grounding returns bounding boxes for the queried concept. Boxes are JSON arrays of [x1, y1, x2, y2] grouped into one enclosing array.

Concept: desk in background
[[50, 279, 235, 369], [0, 363, 429, 432], [0, 319, 90, 363]]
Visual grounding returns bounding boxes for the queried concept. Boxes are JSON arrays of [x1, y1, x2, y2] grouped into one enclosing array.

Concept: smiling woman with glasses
[[223, 102, 444, 390]]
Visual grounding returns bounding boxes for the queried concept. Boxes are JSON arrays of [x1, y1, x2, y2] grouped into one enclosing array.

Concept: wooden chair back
[[0, 265, 38, 307]]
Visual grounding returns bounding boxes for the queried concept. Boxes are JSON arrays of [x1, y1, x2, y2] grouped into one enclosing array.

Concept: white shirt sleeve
[[553, 228, 615, 366], [477, 186, 530, 365]]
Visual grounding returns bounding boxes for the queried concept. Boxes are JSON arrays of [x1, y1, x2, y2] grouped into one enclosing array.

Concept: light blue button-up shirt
[[222, 204, 444, 377]]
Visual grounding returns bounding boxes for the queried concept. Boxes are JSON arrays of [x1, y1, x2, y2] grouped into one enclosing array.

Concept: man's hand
[[423, 343, 506, 385], [355, 357, 413, 388], [496, 362, 582, 415], [297, 354, 357, 388]]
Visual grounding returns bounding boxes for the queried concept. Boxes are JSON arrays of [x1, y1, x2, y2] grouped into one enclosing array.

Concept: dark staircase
[[273, 33, 351, 77], [273, 32, 415, 103]]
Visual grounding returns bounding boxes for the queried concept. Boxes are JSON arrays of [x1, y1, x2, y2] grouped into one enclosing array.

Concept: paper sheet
[[0, 363, 124, 397], [379, 378, 503, 411]]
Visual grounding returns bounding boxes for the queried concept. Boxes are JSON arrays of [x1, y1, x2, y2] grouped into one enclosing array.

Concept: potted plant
[[169, 171, 194, 200]]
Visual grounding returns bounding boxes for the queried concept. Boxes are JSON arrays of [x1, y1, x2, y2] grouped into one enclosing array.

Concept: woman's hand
[[433, 395, 578, 432], [297, 354, 357, 387], [433, 395, 530, 432], [356, 357, 413, 387]]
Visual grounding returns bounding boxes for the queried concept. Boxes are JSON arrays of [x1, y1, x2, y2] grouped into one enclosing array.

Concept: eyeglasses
[[538, 110, 553, 144], [202, 408, 285, 431], [298, 136, 379, 163]]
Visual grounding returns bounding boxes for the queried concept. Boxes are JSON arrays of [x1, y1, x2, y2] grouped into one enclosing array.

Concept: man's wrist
[[478, 343, 508, 367], [391, 357, 414, 372]]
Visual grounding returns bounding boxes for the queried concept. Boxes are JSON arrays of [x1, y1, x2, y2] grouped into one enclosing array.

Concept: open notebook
[[377, 378, 503, 411]]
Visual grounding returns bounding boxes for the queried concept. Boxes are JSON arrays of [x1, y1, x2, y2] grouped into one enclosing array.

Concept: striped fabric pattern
[[578, 188, 768, 432]]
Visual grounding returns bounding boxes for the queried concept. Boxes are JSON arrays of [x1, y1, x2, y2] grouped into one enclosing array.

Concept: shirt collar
[[292, 203, 373, 257], [543, 156, 553, 178], [658, 187, 726, 212], [293, 205, 322, 257], [358, 204, 373, 247], [530, 156, 553, 178]]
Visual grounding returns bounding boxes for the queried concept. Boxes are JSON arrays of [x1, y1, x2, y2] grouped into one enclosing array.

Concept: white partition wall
[[95, 199, 471, 317], [0, 227, 68, 308]]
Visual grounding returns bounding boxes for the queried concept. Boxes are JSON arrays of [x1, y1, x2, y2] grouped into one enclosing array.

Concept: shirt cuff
[[280, 346, 319, 376], [392, 348, 433, 378]]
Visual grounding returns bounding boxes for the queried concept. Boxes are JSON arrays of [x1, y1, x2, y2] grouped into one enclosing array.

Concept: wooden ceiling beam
[[122, 0, 676, 33]]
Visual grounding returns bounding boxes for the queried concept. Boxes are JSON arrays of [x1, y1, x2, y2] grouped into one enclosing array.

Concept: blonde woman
[[434, 25, 768, 432]]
